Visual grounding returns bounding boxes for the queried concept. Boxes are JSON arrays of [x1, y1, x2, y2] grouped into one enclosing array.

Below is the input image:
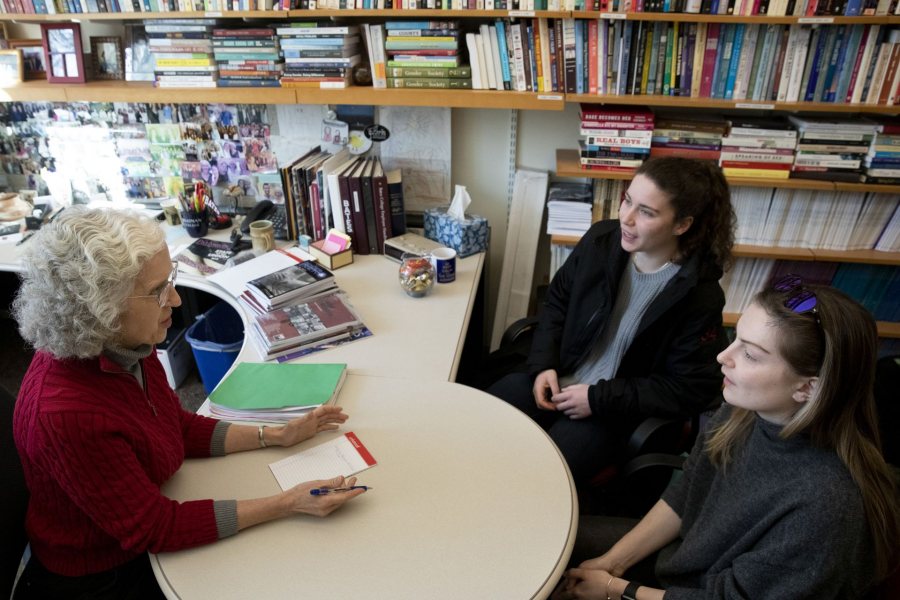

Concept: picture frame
[[0, 49, 23, 85], [39, 23, 85, 84], [9, 40, 46, 80], [89, 36, 123, 81]]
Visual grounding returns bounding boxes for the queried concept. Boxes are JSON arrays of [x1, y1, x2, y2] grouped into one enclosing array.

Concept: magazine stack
[[240, 260, 338, 314]]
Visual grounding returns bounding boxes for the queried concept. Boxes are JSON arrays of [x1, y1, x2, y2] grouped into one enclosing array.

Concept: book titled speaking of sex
[[175, 238, 240, 276], [245, 260, 337, 310], [251, 292, 363, 358]]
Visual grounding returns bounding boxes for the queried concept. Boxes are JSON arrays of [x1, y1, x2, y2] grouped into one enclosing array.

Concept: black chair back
[[1, 384, 28, 597]]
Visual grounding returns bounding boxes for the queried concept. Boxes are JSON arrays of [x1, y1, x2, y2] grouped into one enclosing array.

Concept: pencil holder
[[181, 209, 208, 238]]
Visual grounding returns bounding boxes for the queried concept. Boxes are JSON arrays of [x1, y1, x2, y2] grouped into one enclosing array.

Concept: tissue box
[[423, 208, 489, 258]]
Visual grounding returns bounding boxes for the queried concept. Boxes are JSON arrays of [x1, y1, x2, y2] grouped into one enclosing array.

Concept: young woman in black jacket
[[488, 157, 735, 484]]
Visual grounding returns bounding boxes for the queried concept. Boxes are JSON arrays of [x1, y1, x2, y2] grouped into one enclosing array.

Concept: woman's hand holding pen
[[271, 406, 349, 447], [284, 475, 367, 517], [533, 369, 561, 411]]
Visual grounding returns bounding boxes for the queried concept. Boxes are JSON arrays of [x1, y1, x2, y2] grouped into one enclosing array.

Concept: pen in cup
[[309, 486, 372, 496]]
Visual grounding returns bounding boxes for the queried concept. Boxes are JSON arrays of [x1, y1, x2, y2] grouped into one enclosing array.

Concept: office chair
[[1, 384, 28, 598], [484, 316, 706, 517]]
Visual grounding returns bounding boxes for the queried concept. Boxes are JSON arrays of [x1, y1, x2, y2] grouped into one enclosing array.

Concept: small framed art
[[9, 40, 46, 80], [90, 36, 123, 80], [0, 49, 23, 85], [40, 23, 85, 84]]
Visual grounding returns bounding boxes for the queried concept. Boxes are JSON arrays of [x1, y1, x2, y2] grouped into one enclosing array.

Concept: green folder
[[209, 362, 347, 411]]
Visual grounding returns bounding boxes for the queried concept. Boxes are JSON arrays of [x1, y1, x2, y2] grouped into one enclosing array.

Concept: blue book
[[816, 27, 843, 102], [709, 0, 720, 15], [834, 25, 864, 103], [803, 26, 829, 102], [824, 26, 851, 103], [575, 20, 584, 95], [712, 25, 735, 100], [495, 21, 511, 91], [384, 21, 458, 30], [844, 0, 862, 15], [618, 21, 633, 96], [526, 24, 537, 93], [723, 23, 744, 100]]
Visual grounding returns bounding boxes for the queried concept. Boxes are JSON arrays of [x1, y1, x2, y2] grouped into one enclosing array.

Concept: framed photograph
[[39, 23, 85, 84], [0, 49, 23, 85], [90, 36, 123, 80], [9, 40, 46, 80]]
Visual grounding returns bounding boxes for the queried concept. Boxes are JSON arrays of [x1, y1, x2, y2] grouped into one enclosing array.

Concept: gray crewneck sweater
[[561, 259, 680, 388], [657, 406, 875, 599]]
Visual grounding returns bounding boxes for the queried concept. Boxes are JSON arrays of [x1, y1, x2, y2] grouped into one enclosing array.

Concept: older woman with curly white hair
[[12, 206, 366, 600]]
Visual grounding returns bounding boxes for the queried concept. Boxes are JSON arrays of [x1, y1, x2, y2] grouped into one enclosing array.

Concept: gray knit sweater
[[657, 406, 874, 599]]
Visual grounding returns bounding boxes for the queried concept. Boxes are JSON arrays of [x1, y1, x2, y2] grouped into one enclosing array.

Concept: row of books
[[7, 0, 900, 12], [721, 257, 900, 321], [278, 146, 406, 253], [732, 187, 900, 250], [560, 21, 900, 106], [578, 105, 900, 182]]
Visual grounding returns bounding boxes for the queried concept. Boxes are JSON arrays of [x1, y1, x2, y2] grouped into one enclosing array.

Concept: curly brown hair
[[635, 157, 736, 271]]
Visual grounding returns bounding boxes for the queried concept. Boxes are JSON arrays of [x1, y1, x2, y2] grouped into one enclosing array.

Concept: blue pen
[[309, 486, 371, 496]]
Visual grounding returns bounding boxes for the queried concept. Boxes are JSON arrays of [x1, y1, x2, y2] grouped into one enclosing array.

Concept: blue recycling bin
[[185, 302, 244, 395]]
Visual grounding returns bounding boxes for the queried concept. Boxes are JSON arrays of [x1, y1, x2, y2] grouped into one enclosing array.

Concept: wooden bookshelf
[[556, 149, 898, 192], [548, 235, 900, 266], [724, 312, 900, 338], [0, 10, 289, 21], [288, 9, 570, 18], [0, 80, 565, 110]]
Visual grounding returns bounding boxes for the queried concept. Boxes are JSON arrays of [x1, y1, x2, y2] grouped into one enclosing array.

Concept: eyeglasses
[[128, 261, 178, 308], [771, 274, 819, 322]]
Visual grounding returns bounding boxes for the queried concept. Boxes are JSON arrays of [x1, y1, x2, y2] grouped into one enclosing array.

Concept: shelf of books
[[556, 149, 900, 192], [0, 10, 291, 21], [571, 13, 900, 24], [565, 95, 900, 115], [0, 80, 565, 109]]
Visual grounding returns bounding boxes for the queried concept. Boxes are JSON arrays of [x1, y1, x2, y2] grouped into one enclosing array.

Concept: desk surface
[[152, 374, 577, 600], [1, 220, 484, 383]]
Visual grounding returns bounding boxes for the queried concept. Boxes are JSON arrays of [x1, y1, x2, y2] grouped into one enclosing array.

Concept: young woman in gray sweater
[[555, 283, 899, 600]]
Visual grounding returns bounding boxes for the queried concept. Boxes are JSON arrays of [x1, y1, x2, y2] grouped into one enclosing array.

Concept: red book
[[699, 23, 721, 98], [588, 20, 599, 95], [336, 157, 362, 249], [720, 160, 792, 170], [844, 25, 872, 103], [650, 146, 721, 160], [346, 158, 371, 256], [579, 104, 654, 122]]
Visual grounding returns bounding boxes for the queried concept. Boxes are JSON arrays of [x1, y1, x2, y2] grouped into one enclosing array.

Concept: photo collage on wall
[[0, 103, 56, 195], [111, 102, 285, 212]]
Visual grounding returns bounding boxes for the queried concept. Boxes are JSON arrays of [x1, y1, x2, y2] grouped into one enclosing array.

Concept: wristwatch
[[621, 581, 641, 600]]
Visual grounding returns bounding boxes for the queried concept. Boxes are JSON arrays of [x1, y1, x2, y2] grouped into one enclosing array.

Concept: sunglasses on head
[[771, 274, 819, 321]]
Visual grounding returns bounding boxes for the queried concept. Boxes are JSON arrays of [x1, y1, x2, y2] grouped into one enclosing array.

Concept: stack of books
[[213, 27, 282, 88], [240, 260, 338, 315], [578, 104, 654, 173], [788, 116, 880, 182], [864, 118, 900, 184], [545, 182, 593, 236], [249, 290, 365, 361], [720, 117, 798, 180], [277, 23, 361, 89], [147, 19, 217, 89], [650, 115, 727, 163], [385, 20, 464, 86]]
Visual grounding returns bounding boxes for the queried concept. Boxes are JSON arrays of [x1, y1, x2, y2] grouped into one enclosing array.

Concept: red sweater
[[14, 350, 223, 576]]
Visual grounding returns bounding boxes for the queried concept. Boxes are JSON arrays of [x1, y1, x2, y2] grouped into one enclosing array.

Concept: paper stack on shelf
[[546, 182, 593, 236]]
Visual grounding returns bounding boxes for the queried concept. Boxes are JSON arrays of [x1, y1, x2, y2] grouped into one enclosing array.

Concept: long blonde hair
[[706, 285, 899, 580]]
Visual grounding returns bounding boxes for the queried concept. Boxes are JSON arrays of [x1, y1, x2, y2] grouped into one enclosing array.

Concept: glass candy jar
[[398, 252, 435, 298]]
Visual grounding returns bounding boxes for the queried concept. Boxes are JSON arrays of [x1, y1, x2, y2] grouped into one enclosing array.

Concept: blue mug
[[430, 247, 457, 284]]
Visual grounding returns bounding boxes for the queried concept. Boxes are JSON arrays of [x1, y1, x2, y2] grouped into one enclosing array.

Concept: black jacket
[[528, 220, 726, 421]]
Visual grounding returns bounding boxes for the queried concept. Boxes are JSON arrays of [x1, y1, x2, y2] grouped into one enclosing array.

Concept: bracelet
[[258, 425, 267, 448], [605, 575, 615, 600]]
